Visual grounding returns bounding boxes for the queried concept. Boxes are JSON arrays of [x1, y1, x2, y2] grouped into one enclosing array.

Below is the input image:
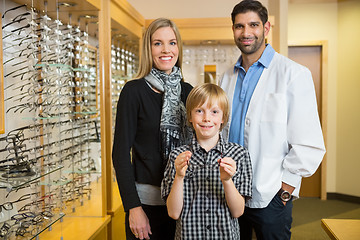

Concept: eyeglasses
[[15, 224, 35, 237], [5, 180, 41, 198], [2, 4, 28, 19], [185, 150, 223, 180], [0, 130, 24, 144], [11, 212, 36, 223], [0, 222, 12, 238], [1, 162, 36, 178], [186, 160, 220, 180], [0, 155, 28, 166], [0, 193, 35, 213], [6, 99, 54, 114], [0, 143, 26, 154], [11, 210, 53, 225]]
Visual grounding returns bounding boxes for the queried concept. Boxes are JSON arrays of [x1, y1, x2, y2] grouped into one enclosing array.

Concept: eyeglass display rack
[[0, 0, 143, 239], [0, 1, 105, 239], [110, 39, 138, 133]]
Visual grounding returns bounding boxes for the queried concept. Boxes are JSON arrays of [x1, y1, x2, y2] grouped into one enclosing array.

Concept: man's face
[[232, 11, 269, 56]]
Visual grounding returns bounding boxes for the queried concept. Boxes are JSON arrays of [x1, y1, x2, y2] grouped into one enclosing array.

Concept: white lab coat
[[220, 52, 326, 208]]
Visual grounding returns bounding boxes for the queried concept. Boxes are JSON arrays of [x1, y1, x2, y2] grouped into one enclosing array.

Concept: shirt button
[[207, 225, 211, 230], [205, 209, 210, 214], [245, 119, 250, 126], [206, 176, 210, 181], [206, 193, 211, 198]]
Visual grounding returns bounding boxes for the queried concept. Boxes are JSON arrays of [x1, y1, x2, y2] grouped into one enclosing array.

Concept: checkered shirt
[[161, 135, 252, 240]]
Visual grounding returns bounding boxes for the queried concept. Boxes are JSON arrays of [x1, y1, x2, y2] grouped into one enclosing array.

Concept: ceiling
[[127, 0, 337, 20], [127, 0, 252, 19]]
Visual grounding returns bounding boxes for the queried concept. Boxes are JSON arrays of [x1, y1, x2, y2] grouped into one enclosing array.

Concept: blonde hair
[[186, 83, 229, 130], [135, 18, 183, 79]]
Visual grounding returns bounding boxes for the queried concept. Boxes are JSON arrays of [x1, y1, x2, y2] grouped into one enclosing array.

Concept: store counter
[[321, 218, 360, 240]]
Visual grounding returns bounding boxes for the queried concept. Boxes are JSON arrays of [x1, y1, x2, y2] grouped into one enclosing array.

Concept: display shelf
[[321, 219, 360, 240], [39, 179, 71, 187], [37, 215, 110, 240], [0, 166, 63, 191], [62, 179, 102, 217], [29, 213, 65, 240], [37, 180, 110, 240]]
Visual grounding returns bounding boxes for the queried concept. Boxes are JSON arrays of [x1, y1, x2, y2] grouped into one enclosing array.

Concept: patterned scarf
[[145, 67, 192, 165]]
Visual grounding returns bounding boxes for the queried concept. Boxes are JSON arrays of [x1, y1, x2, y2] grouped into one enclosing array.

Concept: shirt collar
[[190, 134, 225, 155], [234, 44, 275, 72]]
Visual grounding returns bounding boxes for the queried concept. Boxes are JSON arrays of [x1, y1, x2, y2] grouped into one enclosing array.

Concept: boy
[[161, 83, 252, 239]]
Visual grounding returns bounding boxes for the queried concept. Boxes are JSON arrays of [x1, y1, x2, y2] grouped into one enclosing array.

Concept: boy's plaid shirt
[[161, 135, 252, 240]]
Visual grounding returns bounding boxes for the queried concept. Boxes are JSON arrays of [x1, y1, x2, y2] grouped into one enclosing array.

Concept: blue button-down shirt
[[229, 44, 275, 146]]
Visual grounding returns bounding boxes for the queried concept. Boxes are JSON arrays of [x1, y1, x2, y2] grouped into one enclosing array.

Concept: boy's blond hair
[[186, 83, 229, 130]]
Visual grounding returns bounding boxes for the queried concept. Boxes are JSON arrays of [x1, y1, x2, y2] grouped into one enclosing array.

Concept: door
[[288, 46, 322, 198]]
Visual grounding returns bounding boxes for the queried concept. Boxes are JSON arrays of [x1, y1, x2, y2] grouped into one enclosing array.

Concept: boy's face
[[189, 99, 224, 144]]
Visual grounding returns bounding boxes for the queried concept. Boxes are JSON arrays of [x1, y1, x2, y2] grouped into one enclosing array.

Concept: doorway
[[288, 43, 327, 199]]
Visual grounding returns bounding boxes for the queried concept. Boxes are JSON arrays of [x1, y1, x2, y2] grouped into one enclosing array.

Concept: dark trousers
[[125, 205, 176, 240], [239, 194, 293, 240]]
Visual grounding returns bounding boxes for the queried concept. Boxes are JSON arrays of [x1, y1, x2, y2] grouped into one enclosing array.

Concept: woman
[[112, 18, 193, 240]]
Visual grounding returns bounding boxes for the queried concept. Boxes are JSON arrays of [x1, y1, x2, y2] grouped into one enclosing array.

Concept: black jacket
[[112, 78, 192, 211]]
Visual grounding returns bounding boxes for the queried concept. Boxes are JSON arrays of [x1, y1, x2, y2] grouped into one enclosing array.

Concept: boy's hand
[[174, 151, 192, 177], [218, 157, 236, 181]]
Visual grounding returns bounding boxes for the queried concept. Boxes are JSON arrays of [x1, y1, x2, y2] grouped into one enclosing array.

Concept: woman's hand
[[174, 151, 192, 177], [129, 206, 152, 239], [218, 157, 236, 181]]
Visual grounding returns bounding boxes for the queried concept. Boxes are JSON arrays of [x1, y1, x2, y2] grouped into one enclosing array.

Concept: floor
[[291, 198, 360, 239]]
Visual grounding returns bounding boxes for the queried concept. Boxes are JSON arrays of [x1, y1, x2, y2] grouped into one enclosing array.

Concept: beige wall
[[336, 0, 360, 197], [289, 0, 360, 197], [288, 2, 338, 194]]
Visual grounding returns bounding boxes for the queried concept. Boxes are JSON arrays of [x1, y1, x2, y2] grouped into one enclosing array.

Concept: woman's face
[[151, 27, 179, 74]]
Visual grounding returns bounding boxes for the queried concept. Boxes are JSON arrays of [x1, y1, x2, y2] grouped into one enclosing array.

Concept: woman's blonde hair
[[135, 18, 183, 79], [186, 83, 229, 130]]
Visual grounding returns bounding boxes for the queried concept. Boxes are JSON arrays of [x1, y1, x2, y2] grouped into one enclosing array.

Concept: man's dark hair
[[231, 0, 268, 25]]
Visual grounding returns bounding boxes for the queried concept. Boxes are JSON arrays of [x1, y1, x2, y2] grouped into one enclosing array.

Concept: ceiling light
[[58, 2, 77, 7]]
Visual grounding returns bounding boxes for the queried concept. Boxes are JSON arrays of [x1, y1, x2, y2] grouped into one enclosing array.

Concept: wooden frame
[[0, 17, 4, 134], [87, 45, 100, 118], [288, 40, 328, 200]]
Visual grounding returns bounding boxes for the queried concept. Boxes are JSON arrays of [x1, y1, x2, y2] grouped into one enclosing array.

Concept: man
[[219, 1, 326, 239]]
